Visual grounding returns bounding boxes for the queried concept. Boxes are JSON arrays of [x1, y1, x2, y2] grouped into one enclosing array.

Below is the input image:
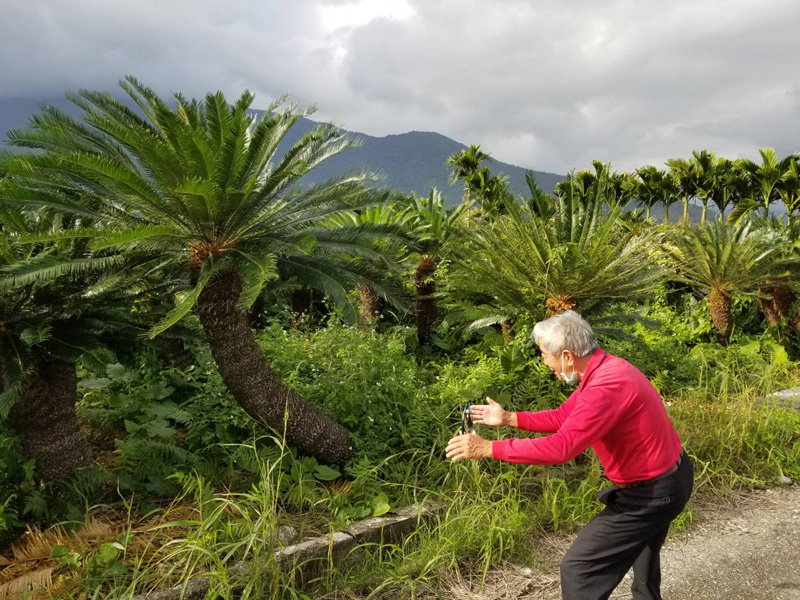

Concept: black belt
[[613, 451, 684, 489]]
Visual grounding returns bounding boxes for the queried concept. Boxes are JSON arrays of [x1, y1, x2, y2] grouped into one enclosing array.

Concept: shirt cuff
[[492, 440, 508, 461]]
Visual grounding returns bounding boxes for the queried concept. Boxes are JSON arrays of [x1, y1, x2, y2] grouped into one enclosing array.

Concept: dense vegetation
[[0, 79, 799, 599]]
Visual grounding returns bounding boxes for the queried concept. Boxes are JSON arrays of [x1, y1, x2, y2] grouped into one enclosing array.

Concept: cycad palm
[[0, 77, 397, 464], [661, 221, 799, 344], [0, 206, 149, 481], [401, 189, 468, 344], [666, 156, 699, 222], [728, 148, 797, 225], [450, 166, 663, 319]]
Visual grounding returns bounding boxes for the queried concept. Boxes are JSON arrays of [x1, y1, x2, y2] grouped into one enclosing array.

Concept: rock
[[132, 578, 209, 600], [275, 531, 361, 581], [778, 475, 794, 486], [275, 525, 299, 546], [768, 389, 800, 412]]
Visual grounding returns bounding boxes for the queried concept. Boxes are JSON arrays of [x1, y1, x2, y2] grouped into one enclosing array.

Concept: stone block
[[275, 531, 361, 577], [132, 578, 209, 600]]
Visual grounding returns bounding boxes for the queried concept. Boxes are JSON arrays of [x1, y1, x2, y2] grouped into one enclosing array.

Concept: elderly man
[[446, 310, 693, 600]]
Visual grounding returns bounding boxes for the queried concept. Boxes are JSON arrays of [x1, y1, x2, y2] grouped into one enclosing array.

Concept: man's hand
[[445, 433, 493, 461], [470, 397, 517, 427]]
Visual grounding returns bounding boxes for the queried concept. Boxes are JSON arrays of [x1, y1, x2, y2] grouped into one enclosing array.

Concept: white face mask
[[560, 353, 577, 385]]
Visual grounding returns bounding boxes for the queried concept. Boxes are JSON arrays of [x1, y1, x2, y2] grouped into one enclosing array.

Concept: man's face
[[537, 339, 573, 381]]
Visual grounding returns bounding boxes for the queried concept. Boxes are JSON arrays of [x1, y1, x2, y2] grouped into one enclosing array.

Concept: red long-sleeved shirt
[[492, 348, 682, 483]]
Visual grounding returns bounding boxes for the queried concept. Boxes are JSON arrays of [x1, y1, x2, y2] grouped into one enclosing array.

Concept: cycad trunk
[[683, 199, 689, 222], [707, 289, 733, 345], [9, 352, 93, 482], [196, 270, 353, 465], [758, 285, 794, 325], [357, 284, 380, 330], [159, 337, 195, 371], [501, 320, 515, 344], [545, 295, 577, 318], [414, 255, 438, 345]]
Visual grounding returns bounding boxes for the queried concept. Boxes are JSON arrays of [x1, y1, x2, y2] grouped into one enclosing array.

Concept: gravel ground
[[442, 485, 800, 600], [644, 486, 800, 600]]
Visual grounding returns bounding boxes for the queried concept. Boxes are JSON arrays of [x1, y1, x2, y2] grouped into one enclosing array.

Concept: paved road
[[443, 486, 800, 599]]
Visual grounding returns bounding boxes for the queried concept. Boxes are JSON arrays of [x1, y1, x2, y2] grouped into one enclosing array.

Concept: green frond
[[0, 254, 126, 290], [148, 259, 225, 337], [277, 255, 358, 324]]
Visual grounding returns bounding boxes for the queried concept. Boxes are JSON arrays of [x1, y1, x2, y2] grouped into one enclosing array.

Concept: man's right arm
[[514, 395, 577, 433]]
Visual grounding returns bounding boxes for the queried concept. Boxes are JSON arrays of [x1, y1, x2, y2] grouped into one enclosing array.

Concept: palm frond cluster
[[1, 76, 800, 483]]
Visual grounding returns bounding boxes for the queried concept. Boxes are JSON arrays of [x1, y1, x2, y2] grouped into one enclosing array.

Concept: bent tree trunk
[[9, 352, 93, 482], [196, 270, 354, 464], [414, 255, 438, 345], [707, 289, 733, 345], [758, 284, 796, 331]]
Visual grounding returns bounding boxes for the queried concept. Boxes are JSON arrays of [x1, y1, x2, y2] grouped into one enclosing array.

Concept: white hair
[[531, 310, 598, 357]]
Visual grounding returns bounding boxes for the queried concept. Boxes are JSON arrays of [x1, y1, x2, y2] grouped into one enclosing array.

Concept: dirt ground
[[442, 485, 800, 600]]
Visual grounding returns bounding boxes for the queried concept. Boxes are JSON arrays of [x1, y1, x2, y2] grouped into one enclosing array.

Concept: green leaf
[[499, 345, 527, 373], [19, 323, 52, 345], [106, 363, 134, 383], [313, 464, 341, 481], [144, 419, 176, 439], [124, 420, 141, 434], [762, 340, 789, 364], [50, 545, 70, 558], [78, 378, 111, 390], [370, 492, 391, 517]]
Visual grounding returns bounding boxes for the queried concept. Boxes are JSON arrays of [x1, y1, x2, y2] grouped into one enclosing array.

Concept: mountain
[[0, 96, 712, 219], [0, 96, 563, 205]]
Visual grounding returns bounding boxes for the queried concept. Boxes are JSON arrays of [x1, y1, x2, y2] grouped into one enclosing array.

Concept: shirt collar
[[576, 347, 606, 392]]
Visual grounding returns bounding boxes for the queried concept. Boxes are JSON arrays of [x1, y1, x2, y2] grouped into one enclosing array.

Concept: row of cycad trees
[[447, 144, 800, 226], [443, 154, 800, 347], [1, 78, 798, 486]]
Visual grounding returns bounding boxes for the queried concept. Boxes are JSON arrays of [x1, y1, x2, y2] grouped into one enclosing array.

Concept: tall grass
[[46, 344, 800, 599]]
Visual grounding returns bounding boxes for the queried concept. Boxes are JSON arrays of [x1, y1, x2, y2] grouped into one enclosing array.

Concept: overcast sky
[[1, 0, 799, 174]]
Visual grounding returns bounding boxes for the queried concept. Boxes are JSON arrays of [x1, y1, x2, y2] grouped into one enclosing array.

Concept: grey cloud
[[1, 0, 799, 174]]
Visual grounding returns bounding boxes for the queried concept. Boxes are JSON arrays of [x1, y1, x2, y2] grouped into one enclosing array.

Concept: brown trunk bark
[[159, 337, 195, 371], [758, 284, 795, 329], [249, 293, 268, 330], [196, 269, 354, 465], [8, 352, 93, 482], [290, 288, 328, 328], [501, 320, 515, 344], [414, 255, 438, 345], [357, 284, 380, 330], [707, 289, 733, 345]]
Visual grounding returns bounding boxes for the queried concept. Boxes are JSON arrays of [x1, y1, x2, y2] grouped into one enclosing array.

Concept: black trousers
[[560, 454, 694, 600]]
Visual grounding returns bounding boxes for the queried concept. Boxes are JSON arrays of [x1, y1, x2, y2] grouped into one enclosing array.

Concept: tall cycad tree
[[445, 144, 492, 205], [661, 221, 800, 344], [728, 148, 797, 225], [0, 206, 151, 481], [666, 156, 699, 222], [400, 189, 468, 344], [321, 203, 411, 329], [657, 172, 682, 224], [777, 156, 800, 237], [691, 150, 719, 223], [633, 165, 667, 220], [0, 78, 400, 464], [709, 158, 742, 219], [448, 165, 663, 321], [524, 171, 555, 219]]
